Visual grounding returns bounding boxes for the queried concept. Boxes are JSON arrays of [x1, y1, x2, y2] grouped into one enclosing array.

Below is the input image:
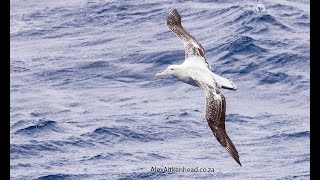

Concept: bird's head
[[155, 65, 180, 78]]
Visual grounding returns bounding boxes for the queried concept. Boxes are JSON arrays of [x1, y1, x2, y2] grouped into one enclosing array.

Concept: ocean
[[10, 0, 310, 179]]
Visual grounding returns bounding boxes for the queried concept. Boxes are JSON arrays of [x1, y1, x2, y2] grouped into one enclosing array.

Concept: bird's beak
[[155, 70, 167, 79]]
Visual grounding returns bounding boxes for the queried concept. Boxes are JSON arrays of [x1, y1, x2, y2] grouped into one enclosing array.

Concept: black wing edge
[[167, 9, 181, 27], [211, 127, 242, 166], [166, 9, 206, 58]]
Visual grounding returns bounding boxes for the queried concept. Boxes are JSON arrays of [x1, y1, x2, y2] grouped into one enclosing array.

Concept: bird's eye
[[171, 68, 174, 70]]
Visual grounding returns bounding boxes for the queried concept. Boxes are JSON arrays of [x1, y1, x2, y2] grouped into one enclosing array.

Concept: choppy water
[[10, 0, 310, 179]]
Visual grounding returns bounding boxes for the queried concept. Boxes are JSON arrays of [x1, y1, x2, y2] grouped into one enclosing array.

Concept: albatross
[[155, 9, 241, 166]]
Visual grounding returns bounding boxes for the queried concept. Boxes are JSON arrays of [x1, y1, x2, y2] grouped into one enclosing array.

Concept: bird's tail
[[212, 73, 237, 91]]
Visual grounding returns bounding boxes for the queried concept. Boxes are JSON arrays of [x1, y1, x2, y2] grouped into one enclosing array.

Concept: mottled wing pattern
[[166, 9, 211, 69], [193, 79, 242, 166]]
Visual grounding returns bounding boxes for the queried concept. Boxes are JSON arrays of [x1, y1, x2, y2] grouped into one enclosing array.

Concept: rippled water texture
[[11, 0, 309, 179]]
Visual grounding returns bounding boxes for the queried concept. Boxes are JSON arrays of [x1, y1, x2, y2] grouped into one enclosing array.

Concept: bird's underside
[[166, 9, 241, 166]]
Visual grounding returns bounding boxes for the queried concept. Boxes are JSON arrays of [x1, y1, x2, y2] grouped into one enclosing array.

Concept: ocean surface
[[10, 0, 310, 179]]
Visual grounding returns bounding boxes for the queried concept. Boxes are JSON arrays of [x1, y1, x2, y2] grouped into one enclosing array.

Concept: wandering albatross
[[155, 9, 241, 166]]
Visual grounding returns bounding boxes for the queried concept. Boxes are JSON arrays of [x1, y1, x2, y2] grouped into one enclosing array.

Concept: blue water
[[10, 0, 310, 179]]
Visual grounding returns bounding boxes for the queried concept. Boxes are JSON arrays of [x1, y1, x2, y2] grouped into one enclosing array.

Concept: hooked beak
[[155, 70, 168, 79]]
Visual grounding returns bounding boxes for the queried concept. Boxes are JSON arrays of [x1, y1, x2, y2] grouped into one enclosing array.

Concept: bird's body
[[170, 59, 212, 87], [155, 9, 241, 166], [159, 57, 237, 89]]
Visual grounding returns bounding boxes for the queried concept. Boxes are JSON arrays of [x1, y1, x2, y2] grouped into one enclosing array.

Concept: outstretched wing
[[166, 9, 211, 69], [191, 77, 241, 166]]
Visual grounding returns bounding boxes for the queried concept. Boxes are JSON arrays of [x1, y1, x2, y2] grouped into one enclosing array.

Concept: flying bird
[[155, 9, 241, 166]]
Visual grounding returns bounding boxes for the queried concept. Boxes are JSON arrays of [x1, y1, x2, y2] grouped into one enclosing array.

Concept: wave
[[37, 174, 71, 180], [249, 14, 291, 30], [270, 131, 310, 139], [10, 141, 62, 158], [82, 126, 164, 144], [15, 120, 61, 136], [36, 174, 89, 180], [226, 114, 252, 123], [259, 72, 289, 84], [117, 171, 170, 180], [225, 36, 267, 56]]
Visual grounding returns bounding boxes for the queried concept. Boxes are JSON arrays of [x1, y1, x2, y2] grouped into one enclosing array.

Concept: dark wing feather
[[166, 9, 211, 69], [193, 79, 242, 166]]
